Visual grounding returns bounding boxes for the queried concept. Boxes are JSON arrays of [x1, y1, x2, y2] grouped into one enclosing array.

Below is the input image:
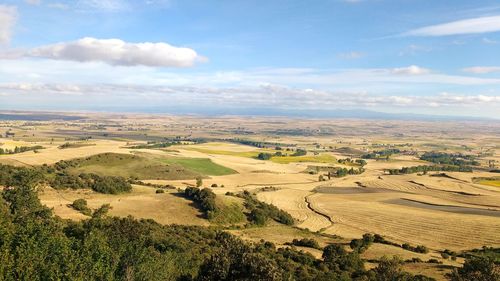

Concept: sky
[[0, 0, 499, 118]]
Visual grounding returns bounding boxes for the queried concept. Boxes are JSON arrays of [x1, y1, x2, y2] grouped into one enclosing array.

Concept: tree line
[[419, 152, 479, 166], [386, 165, 473, 175], [0, 145, 43, 155], [0, 163, 131, 194]]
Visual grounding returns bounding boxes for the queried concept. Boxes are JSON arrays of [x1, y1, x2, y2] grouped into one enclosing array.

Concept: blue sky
[[0, 0, 499, 118]]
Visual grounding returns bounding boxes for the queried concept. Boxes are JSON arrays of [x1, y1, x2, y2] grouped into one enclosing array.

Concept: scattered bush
[[91, 175, 132, 194], [257, 152, 272, 160], [70, 198, 91, 216], [448, 256, 500, 281], [350, 233, 374, 253], [286, 238, 321, 249]]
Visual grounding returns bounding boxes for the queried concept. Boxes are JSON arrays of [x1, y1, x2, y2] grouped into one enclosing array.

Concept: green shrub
[[70, 198, 91, 216]]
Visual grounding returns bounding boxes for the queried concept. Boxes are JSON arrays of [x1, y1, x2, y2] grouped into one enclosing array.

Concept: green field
[[65, 152, 235, 180], [161, 157, 236, 176], [477, 179, 500, 187], [270, 154, 336, 164], [182, 147, 263, 158]]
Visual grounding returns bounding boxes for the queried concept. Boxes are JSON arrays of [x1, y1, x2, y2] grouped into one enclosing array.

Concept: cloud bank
[[23, 37, 202, 67], [1, 82, 499, 111]]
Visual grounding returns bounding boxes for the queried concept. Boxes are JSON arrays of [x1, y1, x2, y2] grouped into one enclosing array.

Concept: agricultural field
[[1, 112, 499, 280]]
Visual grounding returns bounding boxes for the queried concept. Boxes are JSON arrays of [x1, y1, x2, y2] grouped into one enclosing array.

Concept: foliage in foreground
[[0, 182, 448, 281]]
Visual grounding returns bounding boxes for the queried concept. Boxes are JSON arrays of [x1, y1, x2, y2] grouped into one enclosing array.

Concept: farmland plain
[[1, 111, 499, 280]]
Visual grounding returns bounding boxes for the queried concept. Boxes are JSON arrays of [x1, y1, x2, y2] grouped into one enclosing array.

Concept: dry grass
[[312, 192, 500, 250], [39, 185, 209, 226]]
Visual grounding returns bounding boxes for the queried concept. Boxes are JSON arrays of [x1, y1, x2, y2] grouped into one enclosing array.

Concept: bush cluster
[[240, 191, 294, 226], [184, 187, 217, 218], [286, 238, 321, 249]]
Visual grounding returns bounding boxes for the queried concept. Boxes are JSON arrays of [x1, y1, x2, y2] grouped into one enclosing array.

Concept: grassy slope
[[209, 195, 247, 225], [161, 157, 236, 176], [66, 152, 235, 180]]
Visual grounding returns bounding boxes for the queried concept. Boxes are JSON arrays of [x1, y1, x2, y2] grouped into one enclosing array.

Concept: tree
[[257, 153, 272, 160], [250, 209, 267, 226], [448, 256, 500, 281], [372, 256, 403, 280]]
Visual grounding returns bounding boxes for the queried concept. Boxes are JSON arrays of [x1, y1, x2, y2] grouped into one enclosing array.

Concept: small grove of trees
[[292, 149, 307, 156], [362, 149, 400, 159], [0, 164, 131, 195], [402, 243, 429, 254], [50, 172, 132, 194], [355, 159, 367, 166], [448, 256, 499, 281], [286, 238, 321, 249], [337, 158, 366, 167], [0, 145, 43, 155], [257, 152, 273, 160], [229, 139, 288, 148], [240, 191, 294, 226], [334, 167, 365, 178], [92, 175, 132, 194], [184, 186, 218, 218], [420, 152, 479, 166], [386, 164, 473, 175], [350, 233, 375, 253]]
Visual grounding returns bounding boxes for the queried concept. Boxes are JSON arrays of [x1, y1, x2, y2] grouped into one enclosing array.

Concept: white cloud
[[339, 51, 364, 59], [74, 0, 169, 11], [405, 15, 500, 36], [47, 3, 69, 9], [23, 37, 203, 67], [462, 66, 500, 74], [77, 0, 128, 11], [398, 44, 432, 56], [25, 0, 41, 5], [391, 65, 430, 75], [482, 37, 498, 44], [0, 5, 17, 44]]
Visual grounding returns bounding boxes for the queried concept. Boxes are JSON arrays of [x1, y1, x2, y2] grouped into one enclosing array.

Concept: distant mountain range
[[0, 108, 495, 121]]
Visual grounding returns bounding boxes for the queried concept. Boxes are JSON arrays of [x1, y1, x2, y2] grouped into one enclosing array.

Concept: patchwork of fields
[[1, 115, 499, 280]]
